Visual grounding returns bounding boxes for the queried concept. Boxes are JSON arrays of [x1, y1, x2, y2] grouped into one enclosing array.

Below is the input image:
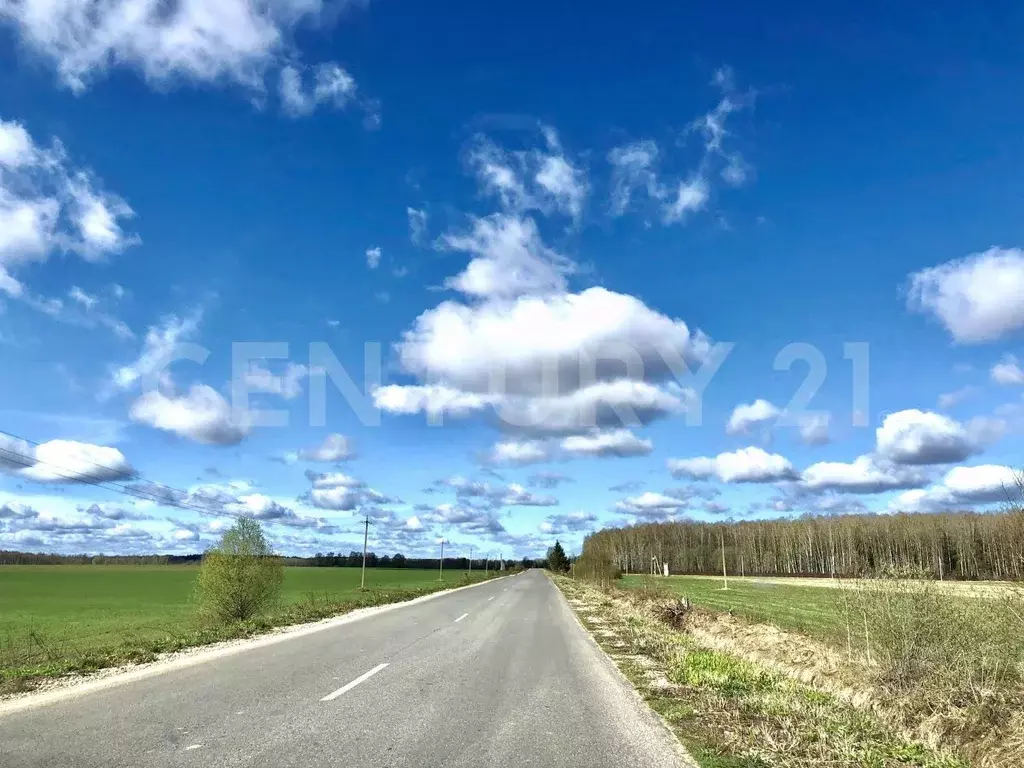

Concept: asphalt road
[[0, 570, 690, 767]]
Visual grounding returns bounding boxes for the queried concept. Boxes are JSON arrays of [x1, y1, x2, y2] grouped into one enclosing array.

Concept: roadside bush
[[195, 518, 284, 624], [572, 550, 621, 587]]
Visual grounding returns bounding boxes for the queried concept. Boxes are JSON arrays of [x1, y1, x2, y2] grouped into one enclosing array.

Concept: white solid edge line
[[454, 613, 469, 623], [321, 663, 389, 702]]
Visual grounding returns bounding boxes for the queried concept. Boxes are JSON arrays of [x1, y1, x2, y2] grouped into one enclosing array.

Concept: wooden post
[[360, 515, 369, 590], [720, 528, 729, 590]]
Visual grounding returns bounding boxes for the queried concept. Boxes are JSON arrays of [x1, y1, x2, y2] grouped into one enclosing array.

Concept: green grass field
[[621, 574, 849, 642], [0, 565, 493, 687]]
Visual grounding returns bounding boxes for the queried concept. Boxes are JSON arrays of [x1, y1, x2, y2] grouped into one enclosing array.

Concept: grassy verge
[[1, 567, 501, 694], [556, 575, 967, 768], [621, 575, 856, 644]]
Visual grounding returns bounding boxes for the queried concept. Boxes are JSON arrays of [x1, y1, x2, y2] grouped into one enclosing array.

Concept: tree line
[[298, 551, 543, 570], [0, 551, 204, 565], [0, 548, 545, 570], [580, 508, 1024, 581]]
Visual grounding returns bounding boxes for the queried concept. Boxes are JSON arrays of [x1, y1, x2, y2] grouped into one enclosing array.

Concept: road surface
[[0, 570, 690, 767]]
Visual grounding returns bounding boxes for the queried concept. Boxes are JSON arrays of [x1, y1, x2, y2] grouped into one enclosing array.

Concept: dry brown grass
[[589, 574, 1024, 766], [831, 571, 1024, 766], [558, 576, 967, 768]]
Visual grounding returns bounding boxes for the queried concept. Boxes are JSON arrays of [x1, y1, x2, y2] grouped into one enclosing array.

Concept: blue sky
[[1, 0, 1023, 559]]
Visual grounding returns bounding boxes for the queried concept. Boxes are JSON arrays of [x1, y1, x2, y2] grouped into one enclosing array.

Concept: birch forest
[[581, 508, 1024, 581]]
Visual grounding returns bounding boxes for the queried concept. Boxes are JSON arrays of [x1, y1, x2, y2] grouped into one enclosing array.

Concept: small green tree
[[547, 540, 570, 573], [196, 518, 284, 623]]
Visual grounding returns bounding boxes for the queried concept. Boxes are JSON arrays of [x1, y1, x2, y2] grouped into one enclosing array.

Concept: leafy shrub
[[572, 549, 621, 586], [195, 518, 284, 624]]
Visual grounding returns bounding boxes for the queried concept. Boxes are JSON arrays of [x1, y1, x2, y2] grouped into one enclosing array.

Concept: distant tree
[[547, 540, 570, 573], [195, 518, 284, 623], [392, 553, 407, 568]]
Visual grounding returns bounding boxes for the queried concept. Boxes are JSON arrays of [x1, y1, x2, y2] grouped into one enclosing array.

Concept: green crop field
[[620, 574, 852, 642], [0, 565, 493, 687]]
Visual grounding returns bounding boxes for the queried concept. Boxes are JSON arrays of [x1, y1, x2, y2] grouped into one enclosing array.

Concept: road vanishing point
[[1, 571, 690, 767]]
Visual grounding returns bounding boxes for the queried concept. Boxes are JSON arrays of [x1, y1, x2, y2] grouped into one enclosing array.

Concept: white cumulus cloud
[[376, 379, 689, 435], [373, 384, 496, 419], [668, 447, 795, 483], [891, 464, 1020, 512], [540, 511, 597, 534], [615, 491, 685, 516], [908, 247, 1024, 343], [17, 440, 135, 483], [560, 429, 652, 458], [875, 409, 979, 466], [801, 454, 927, 494], [129, 385, 250, 445], [725, 398, 780, 435], [991, 355, 1024, 385], [485, 439, 550, 466], [297, 433, 355, 462], [395, 286, 710, 397]]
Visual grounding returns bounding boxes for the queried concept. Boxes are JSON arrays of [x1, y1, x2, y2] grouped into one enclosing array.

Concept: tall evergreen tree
[[547, 540, 570, 573]]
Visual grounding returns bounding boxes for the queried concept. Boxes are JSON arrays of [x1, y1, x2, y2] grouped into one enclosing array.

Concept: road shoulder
[[552, 574, 967, 768], [546, 572, 698, 768]]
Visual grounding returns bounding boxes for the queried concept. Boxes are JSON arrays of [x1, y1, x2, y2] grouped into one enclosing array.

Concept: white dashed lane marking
[[321, 664, 389, 702]]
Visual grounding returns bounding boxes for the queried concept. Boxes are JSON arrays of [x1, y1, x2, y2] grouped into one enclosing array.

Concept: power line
[[1, 427, 196, 500], [0, 428, 232, 518]]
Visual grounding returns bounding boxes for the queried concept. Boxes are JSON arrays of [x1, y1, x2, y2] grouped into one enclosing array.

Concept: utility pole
[[438, 539, 445, 581], [720, 527, 729, 590], [360, 515, 371, 590], [485, 553, 489, 575], [468, 546, 473, 575]]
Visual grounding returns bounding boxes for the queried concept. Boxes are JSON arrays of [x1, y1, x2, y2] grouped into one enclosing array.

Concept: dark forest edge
[[0, 550, 547, 569]]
